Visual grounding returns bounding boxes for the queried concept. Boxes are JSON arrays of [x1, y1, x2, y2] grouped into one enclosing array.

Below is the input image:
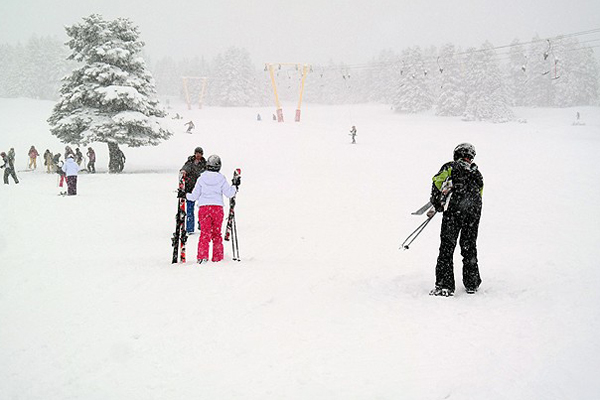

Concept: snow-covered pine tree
[[553, 37, 600, 107], [435, 43, 466, 116], [393, 46, 433, 113], [47, 14, 172, 173], [208, 47, 258, 107], [463, 41, 514, 123]]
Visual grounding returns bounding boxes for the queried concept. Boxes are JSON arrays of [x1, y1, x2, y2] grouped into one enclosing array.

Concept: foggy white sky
[[1, 0, 599, 66]]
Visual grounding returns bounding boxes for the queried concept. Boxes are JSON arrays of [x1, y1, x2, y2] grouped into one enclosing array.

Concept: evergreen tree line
[[0, 36, 73, 100], [2, 33, 599, 121]]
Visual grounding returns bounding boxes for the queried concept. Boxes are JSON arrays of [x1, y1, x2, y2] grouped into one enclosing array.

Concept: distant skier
[[576, 111, 580, 120], [1, 151, 19, 184], [272, 114, 276, 121], [75, 148, 84, 166], [86, 147, 96, 173], [257, 113, 262, 121], [62, 154, 80, 195], [28, 145, 39, 169], [43, 149, 53, 173], [184, 120, 195, 134], [179, 154, 238, 264], [8, 148, 15, 164], [64, 146, 74, 158], [180, 147, 207, 234], [349, 126, 357, 144], [429, 143, 484, 297]]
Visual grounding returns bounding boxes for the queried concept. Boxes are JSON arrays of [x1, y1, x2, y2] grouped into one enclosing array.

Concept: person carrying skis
[[349, 126, 357, 144], [184, 120, 195, 134], [86, 147, 96, 173], [1, 151, 20, 184], [180, 154, 238, 264], [62, 154, 80, 195], [28, 145, 39, 169], [429, 143, 483, 297], [180, 147, 207, 234]]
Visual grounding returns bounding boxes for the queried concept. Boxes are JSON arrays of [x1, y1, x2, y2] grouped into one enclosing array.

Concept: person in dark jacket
[[429, 143, 484, 297], [180, 146, 207, 233], [1, 151, 20, 184]]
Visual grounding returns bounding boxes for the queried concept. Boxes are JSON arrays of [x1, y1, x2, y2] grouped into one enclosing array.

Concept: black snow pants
[[435, 209, 482, 292]]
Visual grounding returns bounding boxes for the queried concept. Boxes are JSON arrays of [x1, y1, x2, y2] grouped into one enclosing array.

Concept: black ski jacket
[[430, 160, 484, 214], [181, 156, 207, 193]]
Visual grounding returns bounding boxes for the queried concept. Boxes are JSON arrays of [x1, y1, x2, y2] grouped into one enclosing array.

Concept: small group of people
[[42, 146, 96, 174], [178, 146, 240, 264], [1, 148, 19, 184]]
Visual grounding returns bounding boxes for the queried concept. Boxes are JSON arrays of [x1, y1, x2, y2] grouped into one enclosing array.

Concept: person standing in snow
[[349, 126, 357, 144], [429, 143, 484, 297], [86, 147, 96, 173], [43, 149, 53, 173], [64, 146, 74, 158], [8, 148, 16, 164], [75, 148, 84, 166], [179, 154, 238, 264], [28, 145, 39, 169], [180, 147, 207, 234], [184, 120, 195, 134], [62, 154, 80, 195], [1, 151, 19, 184]]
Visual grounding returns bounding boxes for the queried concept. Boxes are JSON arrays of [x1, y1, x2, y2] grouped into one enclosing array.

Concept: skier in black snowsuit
[[429, 143, 483, 297], [180, 146, 207, 233]]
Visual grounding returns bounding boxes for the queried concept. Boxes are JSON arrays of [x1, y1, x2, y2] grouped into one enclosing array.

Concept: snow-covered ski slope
[[1, 98, 600, 399]]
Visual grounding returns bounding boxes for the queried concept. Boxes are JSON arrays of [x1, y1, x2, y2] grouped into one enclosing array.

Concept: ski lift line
[[329, 42, 600, 74], [319, 28, 600, 71]]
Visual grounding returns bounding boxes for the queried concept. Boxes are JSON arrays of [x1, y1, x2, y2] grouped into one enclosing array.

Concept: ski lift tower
[[265, 63, 311, 122], [182, 76, 208, 110]]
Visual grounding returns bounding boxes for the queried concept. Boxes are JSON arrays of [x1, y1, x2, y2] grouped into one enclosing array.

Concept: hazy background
[[2, 0, 599, 66]]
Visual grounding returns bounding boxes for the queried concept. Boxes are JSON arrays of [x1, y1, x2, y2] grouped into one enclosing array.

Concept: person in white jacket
[[62, 154, 80, 195], [183, 154, 238, 264]]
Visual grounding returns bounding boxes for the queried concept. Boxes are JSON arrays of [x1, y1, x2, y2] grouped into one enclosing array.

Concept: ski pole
[[400, 212, 436, 250]]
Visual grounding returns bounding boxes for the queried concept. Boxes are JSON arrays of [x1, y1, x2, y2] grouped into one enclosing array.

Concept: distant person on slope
[[349, 126, 357, 144], [429, 143, 484, 297], [28, 145, 39, 169], [86, 147, 96, 173], [1, 151, 19, 184], [184, 120, 195, 134], [179, 154, 238, 264], [180, 147, 207, 234], [43, 149, 53, 173]]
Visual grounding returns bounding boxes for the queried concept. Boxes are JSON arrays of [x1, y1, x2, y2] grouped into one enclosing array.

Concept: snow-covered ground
[[1, 98, 600, 399]]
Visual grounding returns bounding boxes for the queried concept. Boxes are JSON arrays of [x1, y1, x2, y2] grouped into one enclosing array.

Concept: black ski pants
[[435, 209, 482, 292]]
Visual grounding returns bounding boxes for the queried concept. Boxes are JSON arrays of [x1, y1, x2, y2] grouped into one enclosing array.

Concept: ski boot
[[429, 286, 454, 297]]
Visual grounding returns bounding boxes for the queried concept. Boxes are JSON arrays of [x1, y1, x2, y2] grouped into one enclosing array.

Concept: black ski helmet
[[194, 146, 203, 155], [206, 155, 221, 172], [453, 143, 476, 161]]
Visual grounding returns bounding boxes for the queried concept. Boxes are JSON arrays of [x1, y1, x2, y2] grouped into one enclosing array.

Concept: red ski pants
[[197, 205, 225, 262]]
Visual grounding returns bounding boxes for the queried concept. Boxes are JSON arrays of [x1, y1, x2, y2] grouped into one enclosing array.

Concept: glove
[[177, 189, 186, 198], [232, 175, 241, 187]]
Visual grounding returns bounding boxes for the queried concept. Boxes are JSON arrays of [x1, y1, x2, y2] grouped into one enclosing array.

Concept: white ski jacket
[[186, 171, 237, 207], [62, 157, 80, 176]]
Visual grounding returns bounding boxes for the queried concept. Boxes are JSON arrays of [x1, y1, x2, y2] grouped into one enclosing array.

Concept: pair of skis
[[401, 179, 452, 250], [172, 172, 188, 263], [224, 169, 241, 261]]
